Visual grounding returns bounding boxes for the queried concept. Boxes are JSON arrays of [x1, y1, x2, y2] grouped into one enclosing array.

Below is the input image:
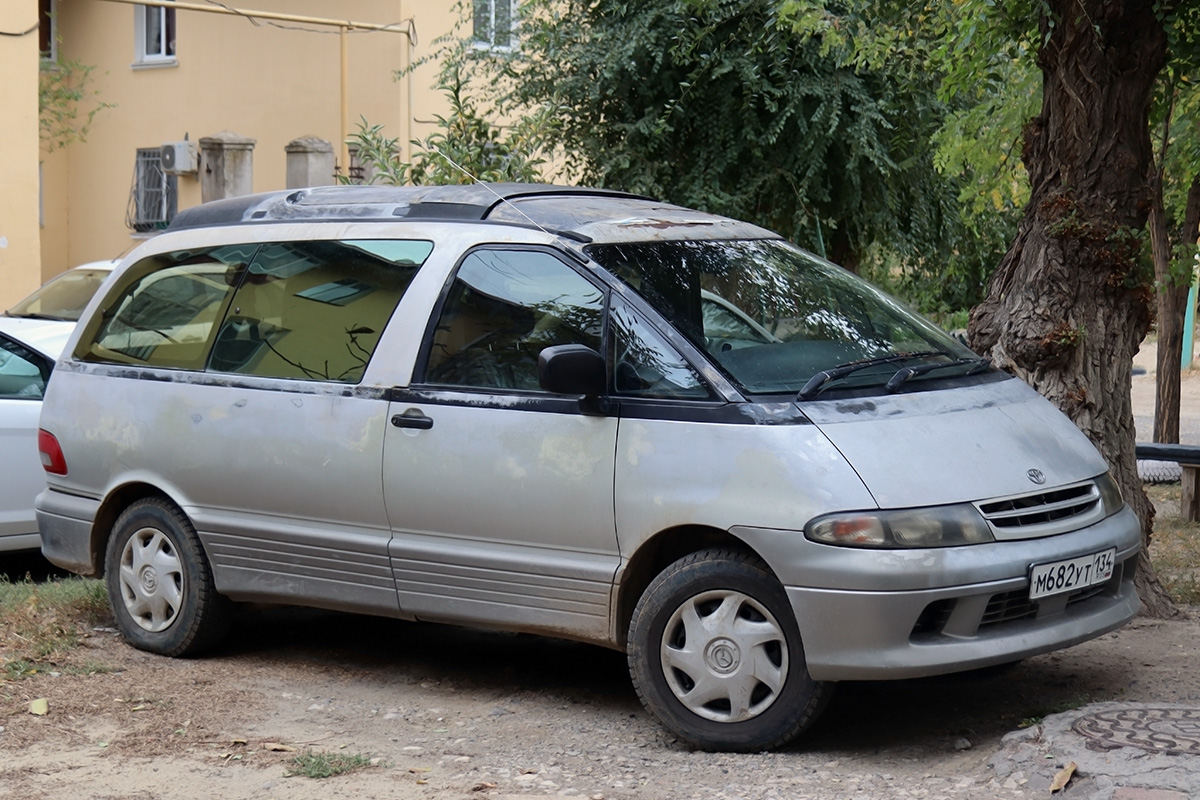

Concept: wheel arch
[[613, 525, 778, 650], [88, 482, 181, 576]]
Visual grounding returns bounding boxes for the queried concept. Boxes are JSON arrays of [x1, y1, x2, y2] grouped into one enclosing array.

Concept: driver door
[[382, 247, 620, 641]]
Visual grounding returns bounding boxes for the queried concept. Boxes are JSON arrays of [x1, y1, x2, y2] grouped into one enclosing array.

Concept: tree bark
[[968, 0, 1177, 617], [1152, 172, 1199, 443]]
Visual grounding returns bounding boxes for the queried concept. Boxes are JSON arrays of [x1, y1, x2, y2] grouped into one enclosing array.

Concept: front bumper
[[734, 504, 1142, 681]]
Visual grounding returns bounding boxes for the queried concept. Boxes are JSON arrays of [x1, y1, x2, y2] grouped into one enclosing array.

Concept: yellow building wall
[[40, 0, 464, 279], [0, 0, 44, 308]]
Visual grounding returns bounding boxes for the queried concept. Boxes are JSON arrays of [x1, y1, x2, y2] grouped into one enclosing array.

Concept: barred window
[[126, 148, 177, 233]]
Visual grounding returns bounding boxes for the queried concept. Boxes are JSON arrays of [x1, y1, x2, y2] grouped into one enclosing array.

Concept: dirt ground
[[2, 600, 1199, 800], [3, 356, 1199, 800]]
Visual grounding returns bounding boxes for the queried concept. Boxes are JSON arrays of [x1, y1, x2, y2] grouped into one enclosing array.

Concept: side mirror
[[538, 344, 606, 396]]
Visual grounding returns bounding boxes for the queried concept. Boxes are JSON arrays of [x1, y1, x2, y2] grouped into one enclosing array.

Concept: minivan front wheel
[[105, 498, 230, 657], [628, 549, 831, 751]]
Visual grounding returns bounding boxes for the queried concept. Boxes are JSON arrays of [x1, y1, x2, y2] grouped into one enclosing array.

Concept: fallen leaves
[[28, 698, 48, 716], [1050, 761, 1077, 793]]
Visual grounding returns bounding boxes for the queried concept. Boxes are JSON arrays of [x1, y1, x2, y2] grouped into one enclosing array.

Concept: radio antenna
[[430, 145, 553, 237]]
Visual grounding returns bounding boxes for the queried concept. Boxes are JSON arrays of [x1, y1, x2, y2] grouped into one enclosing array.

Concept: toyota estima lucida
[[36, 184, 1140, 751]]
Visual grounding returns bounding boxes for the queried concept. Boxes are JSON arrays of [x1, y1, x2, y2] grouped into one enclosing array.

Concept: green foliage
[[493, 1, 940, 265], [344, 53, 549, 186], [449, 0, 1017, 320], [287, 750, 377, 779], [38, 59, 113, 154], [774, 0, 1036, 313]]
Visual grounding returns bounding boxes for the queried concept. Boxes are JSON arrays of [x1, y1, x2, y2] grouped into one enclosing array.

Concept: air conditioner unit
[[160, 141, 198, 175]]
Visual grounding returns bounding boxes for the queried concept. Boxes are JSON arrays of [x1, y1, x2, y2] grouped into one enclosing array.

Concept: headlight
[[1095, 471, 1124, 517], [806, 504, 995, 548]]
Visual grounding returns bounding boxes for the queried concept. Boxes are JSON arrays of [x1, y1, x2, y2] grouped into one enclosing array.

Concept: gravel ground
[[3, 604, 1199, 800]]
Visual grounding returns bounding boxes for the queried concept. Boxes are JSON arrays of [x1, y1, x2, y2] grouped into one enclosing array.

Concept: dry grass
[[1146, 482, 1200, 604], [0, 576, 113, 680]]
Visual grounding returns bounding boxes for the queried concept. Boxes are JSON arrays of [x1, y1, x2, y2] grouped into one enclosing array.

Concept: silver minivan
[[37, 185, 1140, 752]]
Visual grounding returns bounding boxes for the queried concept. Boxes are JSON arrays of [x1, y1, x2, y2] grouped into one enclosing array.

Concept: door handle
[[391, 410, 434, 430]]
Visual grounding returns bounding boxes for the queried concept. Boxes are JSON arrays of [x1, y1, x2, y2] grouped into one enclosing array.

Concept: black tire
[[628, 548, 831, 752], [104, 498, 231, 656]]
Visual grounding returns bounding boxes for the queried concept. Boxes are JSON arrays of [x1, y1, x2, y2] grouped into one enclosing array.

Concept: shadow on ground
[[0, 550, 73, 583], [206, 604, 1130, 756]]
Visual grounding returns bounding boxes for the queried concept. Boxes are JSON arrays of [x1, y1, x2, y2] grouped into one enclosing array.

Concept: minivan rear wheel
[[105, 498, 230, 657], [627, 548, 831, 751]]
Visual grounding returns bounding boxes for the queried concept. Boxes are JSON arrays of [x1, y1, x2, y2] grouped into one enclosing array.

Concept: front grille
[[976, 481, 1101, 537], [980, 590, 1036, 625]]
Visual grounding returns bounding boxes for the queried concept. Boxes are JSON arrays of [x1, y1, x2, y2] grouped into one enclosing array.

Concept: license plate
[[1029, 548, 1116, 600]]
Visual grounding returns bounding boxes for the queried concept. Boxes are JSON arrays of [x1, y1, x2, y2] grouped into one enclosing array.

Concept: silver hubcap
[[660, 590, 788, 723], [118, 527, 184, 632]]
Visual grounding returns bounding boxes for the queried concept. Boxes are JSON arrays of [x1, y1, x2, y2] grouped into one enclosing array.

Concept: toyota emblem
[[1027, 468, 1047, 485]]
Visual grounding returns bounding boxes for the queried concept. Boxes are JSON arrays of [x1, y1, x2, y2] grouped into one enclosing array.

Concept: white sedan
[[6, 260, 118, 322], [0, 317, 75, 552], [2, 260, 116, 552]]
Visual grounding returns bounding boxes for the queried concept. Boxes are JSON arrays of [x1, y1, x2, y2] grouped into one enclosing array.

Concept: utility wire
[[0, 22, 39, 36]]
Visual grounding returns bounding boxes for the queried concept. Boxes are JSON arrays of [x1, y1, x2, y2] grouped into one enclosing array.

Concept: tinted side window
[[80, 246, 253, 370], [612, 299, 711, 400], [208, 240, 432, 383], [425, 249, 604, 391], [0, 337, 50, 399]]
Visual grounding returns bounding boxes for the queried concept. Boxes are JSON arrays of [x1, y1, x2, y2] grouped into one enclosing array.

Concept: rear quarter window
[[77, 239, 433, 382]]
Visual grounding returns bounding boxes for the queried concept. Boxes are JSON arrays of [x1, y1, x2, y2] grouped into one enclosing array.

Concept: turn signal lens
[[813, 517, 886, 546], [38, 429, 68, 475], [1095, 471, 1124, 517]]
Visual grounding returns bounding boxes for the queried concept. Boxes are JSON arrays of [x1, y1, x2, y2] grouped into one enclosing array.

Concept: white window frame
[[472, 0, 518, 51], [134, 2, 177, 67]]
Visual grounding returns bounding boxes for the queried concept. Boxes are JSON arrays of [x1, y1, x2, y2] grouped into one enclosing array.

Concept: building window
[[472, 0, 516, 50], [39, 0, 56, 61], [135, 2, 176, 64], [126, 148, 177, 233]]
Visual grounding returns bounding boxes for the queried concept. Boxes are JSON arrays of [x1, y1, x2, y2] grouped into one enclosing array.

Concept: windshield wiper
[[796, 350, 946, 400], [884, 357, 991, 392]]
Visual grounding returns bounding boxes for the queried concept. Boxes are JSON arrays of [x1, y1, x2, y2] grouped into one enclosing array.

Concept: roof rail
[[166, 184, 651, 231]]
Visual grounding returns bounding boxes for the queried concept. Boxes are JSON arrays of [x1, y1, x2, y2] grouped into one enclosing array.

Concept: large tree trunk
[[968, 0, 1177, 617], [1152, 173, 1200, 443]]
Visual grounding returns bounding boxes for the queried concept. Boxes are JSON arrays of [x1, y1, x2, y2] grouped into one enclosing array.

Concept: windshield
[[587, 239, 980, 395], [7, 268, 113, 321]]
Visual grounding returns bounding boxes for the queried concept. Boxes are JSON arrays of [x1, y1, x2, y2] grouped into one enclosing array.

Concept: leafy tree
[[39, 58, 113, 154], [960, 0, 1178, 616], [720, 0, 1187, 613], [471, 0, 1010, 300], [1146, 12, 1200, 447], [344, 58, 550, 186]]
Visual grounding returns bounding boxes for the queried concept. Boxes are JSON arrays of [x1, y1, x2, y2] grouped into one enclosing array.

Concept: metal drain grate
[[1072, 707, 1200, 755]]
